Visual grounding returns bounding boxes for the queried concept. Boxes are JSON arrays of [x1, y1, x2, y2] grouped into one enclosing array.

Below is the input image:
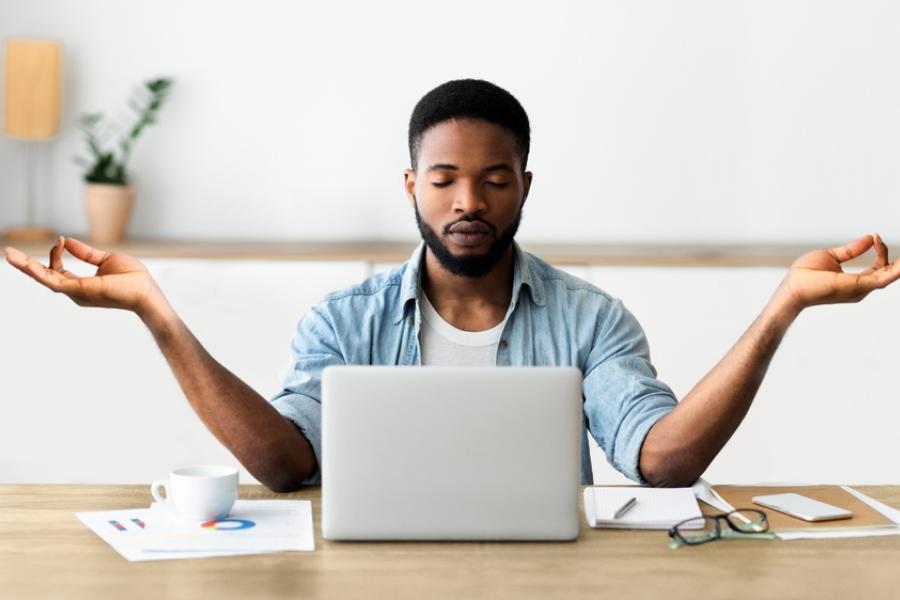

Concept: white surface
[[584, 486, 702, 529], [321, 366, 582, 540], [0, 257, 368, 485], [2, 257, 899, 485], [692, 478, 738, 514], [75, 499, 315, 561], [1, 1, 899, 244], [586, 265, 900, 486]]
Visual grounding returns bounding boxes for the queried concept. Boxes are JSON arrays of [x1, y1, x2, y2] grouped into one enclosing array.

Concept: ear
[[522, 171, 533, 207], [404, 168, 417, 208]]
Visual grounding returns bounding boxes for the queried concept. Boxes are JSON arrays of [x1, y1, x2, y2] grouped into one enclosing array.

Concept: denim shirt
[[269, 242, 677, 486]]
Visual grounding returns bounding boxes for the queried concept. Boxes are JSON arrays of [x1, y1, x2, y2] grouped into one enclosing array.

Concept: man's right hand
[[4, 236, 166, 318]]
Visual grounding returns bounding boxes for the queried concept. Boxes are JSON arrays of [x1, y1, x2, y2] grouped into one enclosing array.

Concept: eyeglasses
[[668, 509, 776, 549]]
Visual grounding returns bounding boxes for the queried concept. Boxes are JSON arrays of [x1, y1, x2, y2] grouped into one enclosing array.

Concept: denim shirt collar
[[392, 241, 546, 325]]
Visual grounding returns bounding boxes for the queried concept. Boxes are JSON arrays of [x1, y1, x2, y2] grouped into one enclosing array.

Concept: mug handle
[[151, 479, 170, 504]]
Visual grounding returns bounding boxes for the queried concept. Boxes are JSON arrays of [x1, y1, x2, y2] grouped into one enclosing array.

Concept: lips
[[449, 222, 491, 234], [447, 220, 493, 247], [449, 232, 490, 247]]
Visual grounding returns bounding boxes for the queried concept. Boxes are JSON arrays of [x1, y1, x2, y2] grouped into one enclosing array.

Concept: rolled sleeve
[[268, 304, 345, 486], [582, 298, 677, 484]]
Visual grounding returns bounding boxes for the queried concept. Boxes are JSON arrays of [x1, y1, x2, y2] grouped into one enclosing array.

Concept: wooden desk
[[1, 485, 898, 599]]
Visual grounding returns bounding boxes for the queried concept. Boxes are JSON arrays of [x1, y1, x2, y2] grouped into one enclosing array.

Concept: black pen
[[613, 496, 638, 519]]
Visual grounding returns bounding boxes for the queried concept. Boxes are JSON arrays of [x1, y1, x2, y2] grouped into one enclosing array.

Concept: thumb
[[63, 237, 109, 267], [828, 235, 875, 263]]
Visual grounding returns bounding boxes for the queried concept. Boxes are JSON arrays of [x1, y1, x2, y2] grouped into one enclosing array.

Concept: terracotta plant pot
[[84, 183, 135, 245]]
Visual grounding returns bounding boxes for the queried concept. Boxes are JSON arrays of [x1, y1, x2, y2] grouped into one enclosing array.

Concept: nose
[[452, 180, 487, 215]]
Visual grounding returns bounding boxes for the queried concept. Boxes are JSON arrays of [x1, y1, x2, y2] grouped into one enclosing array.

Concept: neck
[[420, 245, 516, 330]]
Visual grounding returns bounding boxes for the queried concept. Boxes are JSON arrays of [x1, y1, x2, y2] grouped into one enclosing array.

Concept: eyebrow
[[426, 163, 458, 172], [426, 162, 515, 173]]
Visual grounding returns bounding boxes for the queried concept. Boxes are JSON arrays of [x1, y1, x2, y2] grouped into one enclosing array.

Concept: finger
[[27, 259, 93, 296], [22, 255, 69, 291], [874, 233, 889, 269], [64, 237, 109, 267], [4, 246, 30, 269], [858, 234, 892, 276], [828, 235, 875, 263], [49, 236, 65, 271], [49, 236, 78, 279], [858, 258, 900, 292], [5, 246, 86, 296]]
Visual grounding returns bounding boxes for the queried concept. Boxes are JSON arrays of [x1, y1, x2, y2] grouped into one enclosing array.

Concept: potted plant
[[74, 78, 173, 244]]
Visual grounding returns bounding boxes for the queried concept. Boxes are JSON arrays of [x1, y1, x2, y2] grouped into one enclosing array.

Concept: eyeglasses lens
[[726, 510, 768, 533], [675, 517, 719, 544]]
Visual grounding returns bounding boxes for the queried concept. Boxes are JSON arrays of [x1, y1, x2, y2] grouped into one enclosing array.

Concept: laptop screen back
[[321, 366, 582, 541]]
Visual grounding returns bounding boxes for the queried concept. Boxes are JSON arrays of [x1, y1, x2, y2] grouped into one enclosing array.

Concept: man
[[5, 79, 899, 492]]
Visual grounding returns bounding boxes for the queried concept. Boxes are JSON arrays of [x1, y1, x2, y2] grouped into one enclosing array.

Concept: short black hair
[[408, 79, 531, 172]]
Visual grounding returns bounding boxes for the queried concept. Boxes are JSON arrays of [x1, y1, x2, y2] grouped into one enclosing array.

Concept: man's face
[[405, 119, 532, 278]]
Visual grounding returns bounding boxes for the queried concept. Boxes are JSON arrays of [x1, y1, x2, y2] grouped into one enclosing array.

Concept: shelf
[[0, 237, 860, 268]]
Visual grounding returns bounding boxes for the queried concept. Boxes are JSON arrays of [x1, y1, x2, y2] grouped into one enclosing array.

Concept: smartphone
[[752, 493, 853, 522]]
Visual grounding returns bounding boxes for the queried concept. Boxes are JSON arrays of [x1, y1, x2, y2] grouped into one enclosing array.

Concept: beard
[[414, 200, 522, 278]]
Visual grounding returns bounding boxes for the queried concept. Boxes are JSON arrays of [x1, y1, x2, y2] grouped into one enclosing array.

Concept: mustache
[[442, 215, 497, 236]]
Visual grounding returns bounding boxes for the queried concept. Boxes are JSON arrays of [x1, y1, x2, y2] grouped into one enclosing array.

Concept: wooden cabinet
[[2, 242, 897, 486]]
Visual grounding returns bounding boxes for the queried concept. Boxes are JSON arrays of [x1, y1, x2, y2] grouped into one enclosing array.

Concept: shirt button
[[408, 317, 414, 325], [499, 340, 508, 349]]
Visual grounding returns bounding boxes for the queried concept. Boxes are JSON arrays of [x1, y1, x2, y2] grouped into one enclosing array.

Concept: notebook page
[[589, 487, 702, 529]]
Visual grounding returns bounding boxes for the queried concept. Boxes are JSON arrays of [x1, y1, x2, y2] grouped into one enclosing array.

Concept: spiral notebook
[[583, 487, 703, 530]]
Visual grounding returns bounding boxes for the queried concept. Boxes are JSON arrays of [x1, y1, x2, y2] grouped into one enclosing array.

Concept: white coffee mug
[[151, 465, 238, 521]]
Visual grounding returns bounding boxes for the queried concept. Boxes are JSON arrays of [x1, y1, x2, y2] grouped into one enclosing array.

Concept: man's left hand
[[776, 234, 900, 313]]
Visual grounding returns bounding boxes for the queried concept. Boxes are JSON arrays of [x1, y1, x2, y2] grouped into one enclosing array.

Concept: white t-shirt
[[418, 292, 507, 366]]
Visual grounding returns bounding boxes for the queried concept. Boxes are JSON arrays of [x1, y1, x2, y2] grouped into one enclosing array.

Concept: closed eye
[[486, 182, 509, 188], [431, 181, 452, 188]]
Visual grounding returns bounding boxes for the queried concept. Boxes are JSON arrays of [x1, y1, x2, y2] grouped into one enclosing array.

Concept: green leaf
[[87, 138, 103, 160], [80, 112, 103, 127], [78, 77, 174, 180], [147, 78, 173, 93]]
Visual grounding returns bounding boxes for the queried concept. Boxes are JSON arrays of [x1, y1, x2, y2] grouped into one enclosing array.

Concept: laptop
[[320, 366, 582, 541]]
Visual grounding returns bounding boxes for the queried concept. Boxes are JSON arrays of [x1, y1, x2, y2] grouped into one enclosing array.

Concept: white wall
[[3, 257, 897, 485], [3, 1, 898, 487], [1, 0, 899, 244], [0, 256, 369, 485], [587, 266, 900, 485]]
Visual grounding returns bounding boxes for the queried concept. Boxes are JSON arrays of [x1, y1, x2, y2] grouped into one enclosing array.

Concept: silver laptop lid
[[321, 366, 582, 541]]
